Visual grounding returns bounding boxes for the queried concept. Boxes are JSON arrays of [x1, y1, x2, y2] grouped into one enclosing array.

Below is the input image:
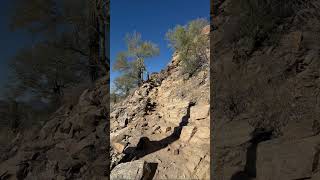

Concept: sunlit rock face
[[110, 26, 210, 179]]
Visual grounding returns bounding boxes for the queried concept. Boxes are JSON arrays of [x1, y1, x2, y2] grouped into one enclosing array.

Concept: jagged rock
[[173, 149, 179, 155], [86, 156, 107, 177], [311, 172, 320, 179], [257, 136, 320, 180], [186, 154, 203, 173], [110, 160, 152, 180], [190, 104, 210, 120], [111, 126, 130, 142], [162, 102, 190, 125], [161, 126, 172, 133], [57, 175, 66, 180], [77, 110, 99, 131], [216, 120, 254, 147], [10, 133, 21, 145], [47, 148, 71, 163], [16, 162, 30, 180], [118, 112, 129, 128], [60, 121, 72, 134], [55, 139, 76, 151], [180, 126, 196, 142], [302, 31, 320, 50], [68, 134, 96, 157], [152, 125, 161, 132], [280, 31, 302, 52], [0, 25, 210, 179], [39, 119, 61, 140], [96, 122, 107, 139], [193, 126, 210, 139], [212, 1, 320, 179], [108, 27, 210, 177], [25, 165, 57, 179], [0, 77, 110, 179], [78, 89, 91, 107], [112, 142, 126, 154], [23, 140, 56, 151]]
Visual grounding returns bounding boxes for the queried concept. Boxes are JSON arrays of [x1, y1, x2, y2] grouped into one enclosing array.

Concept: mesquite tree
[[113, 32, 159, 92]]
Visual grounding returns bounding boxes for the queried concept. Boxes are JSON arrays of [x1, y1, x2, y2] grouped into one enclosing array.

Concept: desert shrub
[[110, 91, 118, 104], [245, 79, 300, 136], [149, 72, 165, 86], [113, 32, 159, 92], [166, 18, 209, 77], [213, 57, 251, 123], [226, 0, 305, 54], [180, 53, 203, 76], [213, 50, 300, 136], [234, 0, 295, 38]]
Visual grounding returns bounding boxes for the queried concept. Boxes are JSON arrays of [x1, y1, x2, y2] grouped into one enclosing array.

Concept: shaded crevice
[[0, 171, 12, 180], [145, 163, 158, 180], [231, 128, 273, 180], [145, 98, 157, 114], [312, 148, 320, 172]]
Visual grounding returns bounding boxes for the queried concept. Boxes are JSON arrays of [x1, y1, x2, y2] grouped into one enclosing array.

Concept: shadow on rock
[[119, 102, 195, 164], [230, 128, 273, 180]]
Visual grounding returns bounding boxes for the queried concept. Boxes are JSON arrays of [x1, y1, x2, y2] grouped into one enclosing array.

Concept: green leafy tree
[[113, 32, 159, 95], [110, 87, 118, 104], [10, 0, 109, 81], [9, 42, 87, 105], [122, 32, 159, 85], [8, 0, 110, 106], [166, 18, 209, 76], [2, 0, 110, 133], [113, 74, 137, 96], [228, 0, 298, 49]]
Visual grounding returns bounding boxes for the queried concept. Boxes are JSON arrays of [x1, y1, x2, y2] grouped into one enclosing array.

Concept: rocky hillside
[[212, 0, 320, 179], [109, 28, 210, 179], [0, 26, 209, 179], [0, 77, 109, 179]]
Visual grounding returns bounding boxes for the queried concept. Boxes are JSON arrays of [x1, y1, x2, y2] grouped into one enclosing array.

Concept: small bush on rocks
[[166, 18, 209, 77]]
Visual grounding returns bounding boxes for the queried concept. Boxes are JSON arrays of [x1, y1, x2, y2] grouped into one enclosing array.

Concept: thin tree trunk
[[138, 69, 143, 86], [100, 1, 107, 74], [147, 71, 150, 81], [89, 0, 101, 81], [140, 68, 144, 84]]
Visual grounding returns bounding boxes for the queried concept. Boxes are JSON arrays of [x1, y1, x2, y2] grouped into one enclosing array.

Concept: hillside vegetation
[[212, 0, 320, 179]]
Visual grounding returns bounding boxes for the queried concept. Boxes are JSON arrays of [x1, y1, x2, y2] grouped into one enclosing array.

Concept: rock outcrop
[[110, 160, 152, 180], [0, 25, 210, 179], [0, 77, 109, 179], [212, 0, 320, 179], [110, 27, 210, 179]]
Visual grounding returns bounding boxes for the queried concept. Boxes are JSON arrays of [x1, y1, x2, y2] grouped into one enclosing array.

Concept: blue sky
[[0, 1, 33, 98], [110, 0, 210, 88], [0, 0, 210, 97]]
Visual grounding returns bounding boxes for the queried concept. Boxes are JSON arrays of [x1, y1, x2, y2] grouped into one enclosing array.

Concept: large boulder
[[110, 160, 152, 180], [112, 142, 126, 154], [257, 136, 320, 180], [215, 119, 254, 147], [280, 31, 302, 52], [190, 103, 210, 120], [180, 126, 196, 142]]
